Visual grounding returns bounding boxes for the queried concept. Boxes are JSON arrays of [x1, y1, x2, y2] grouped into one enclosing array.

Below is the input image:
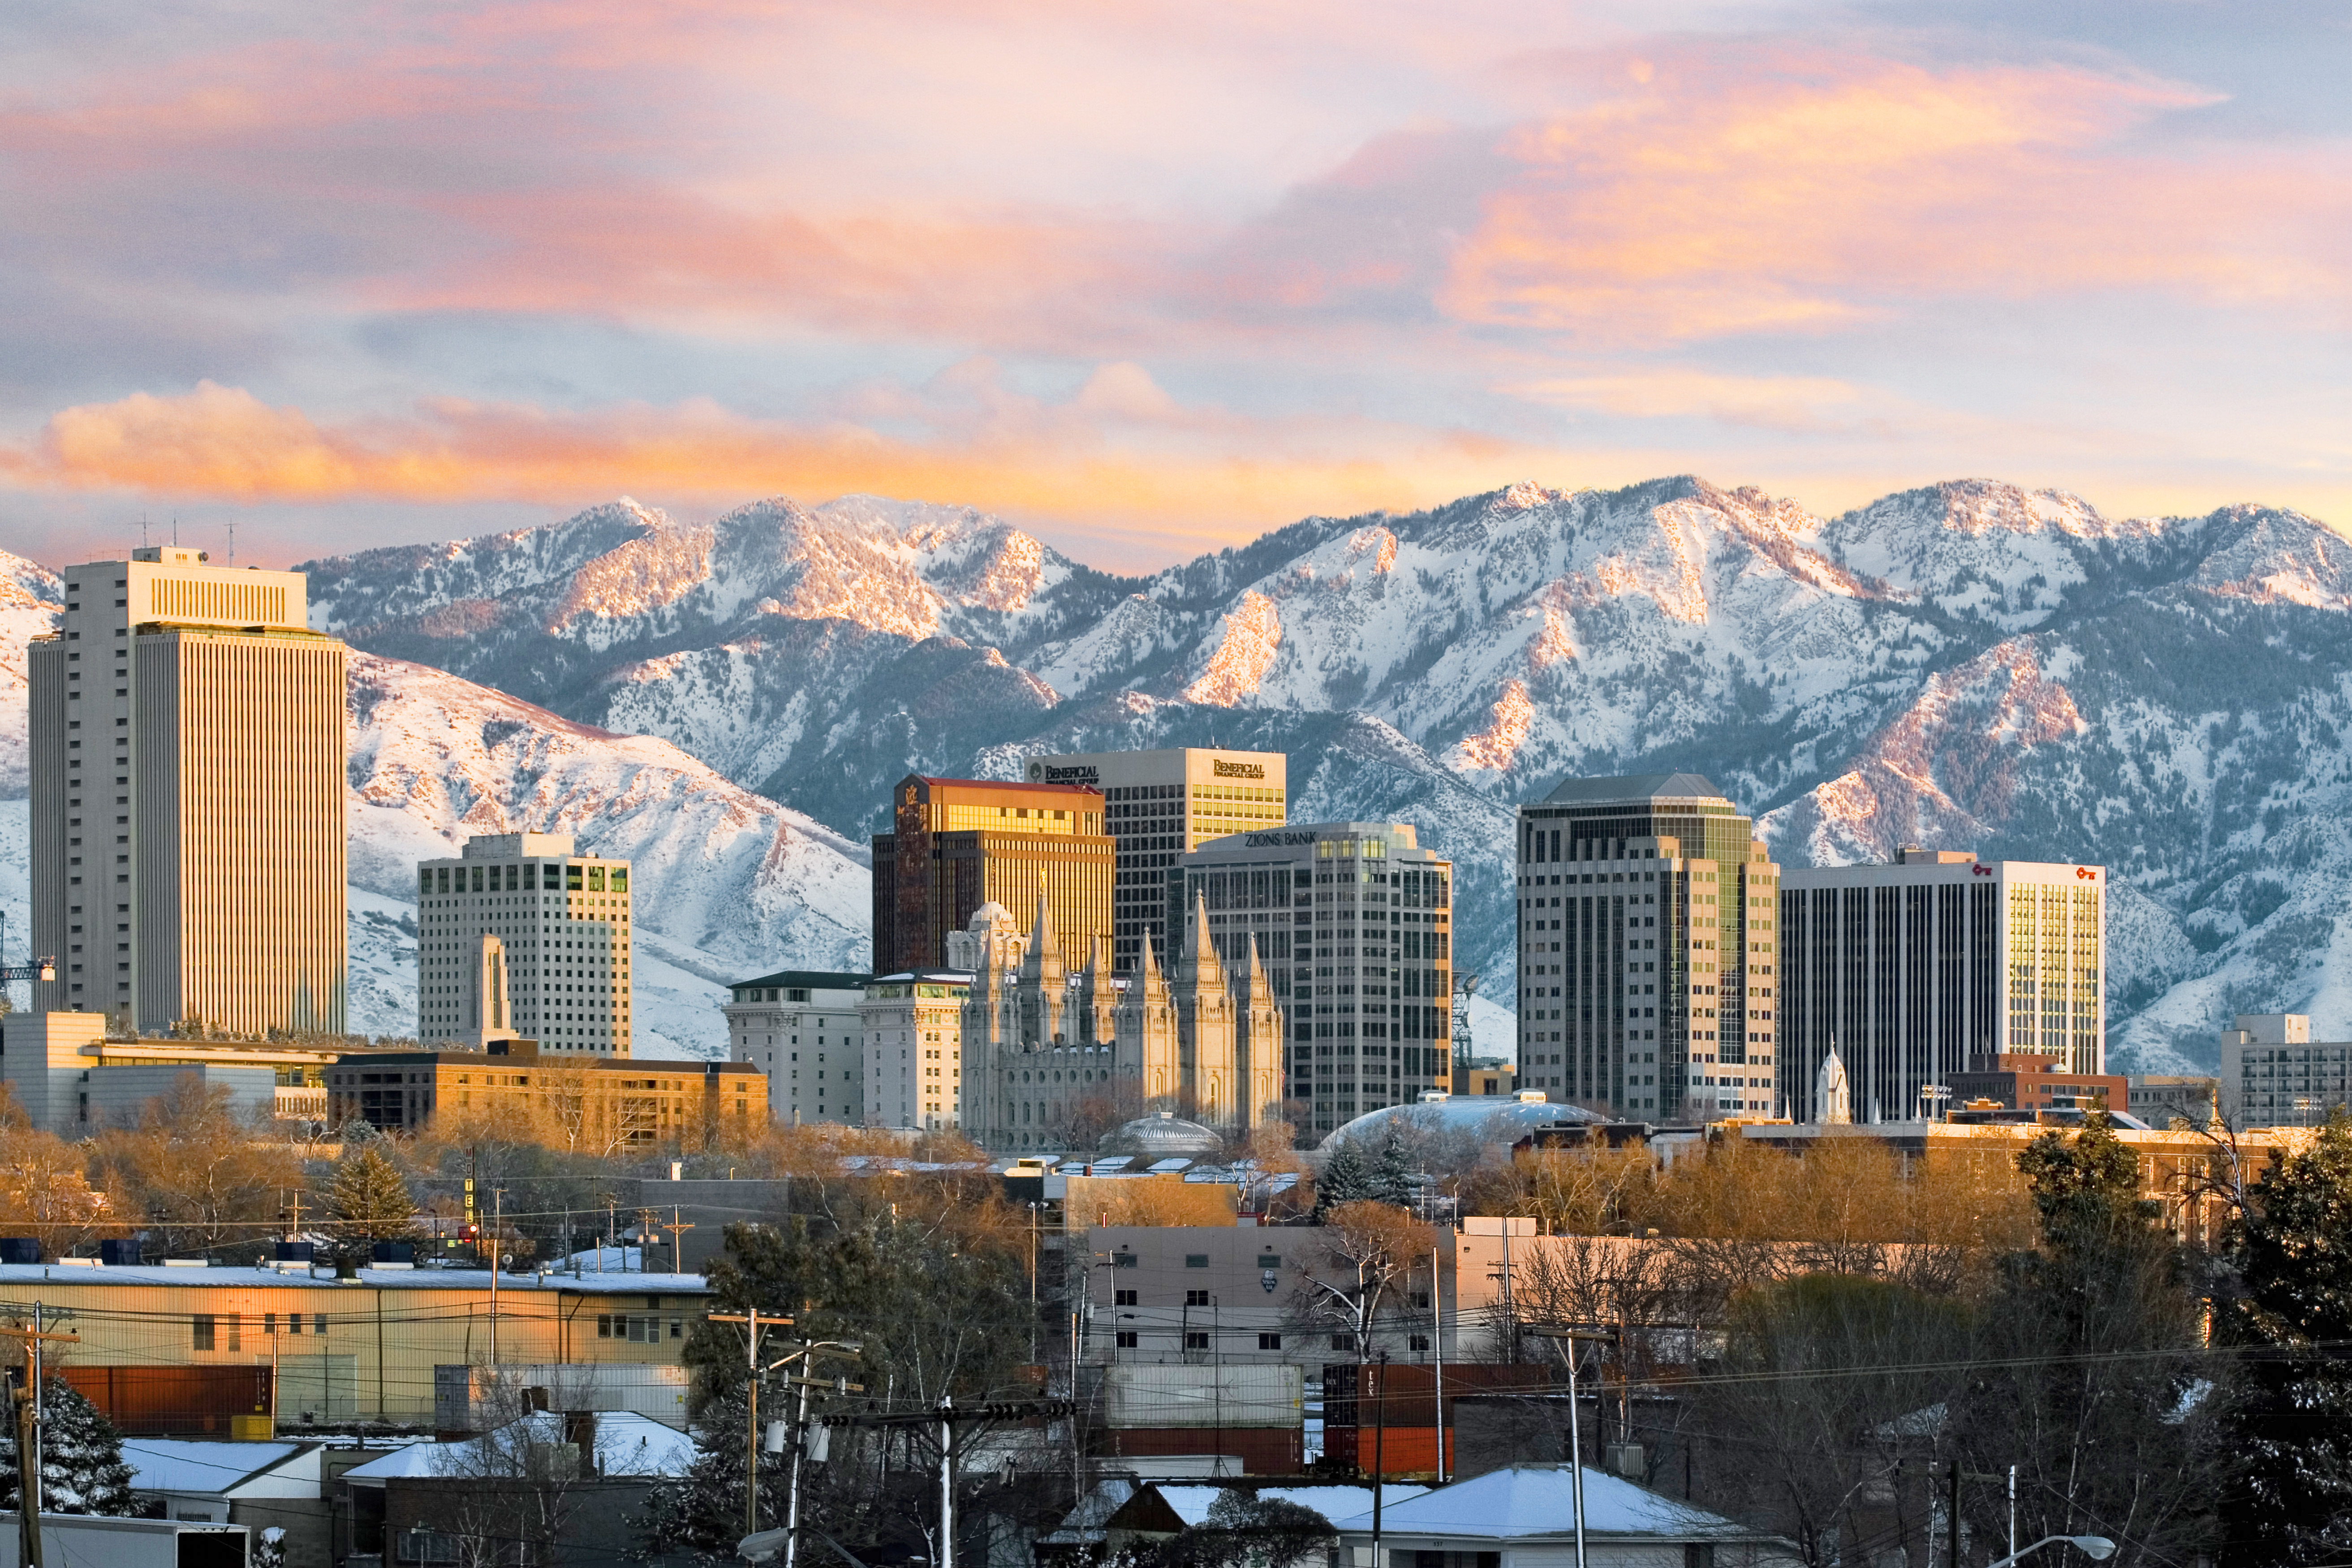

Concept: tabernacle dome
[[1102, 1110, 1225, 1161]]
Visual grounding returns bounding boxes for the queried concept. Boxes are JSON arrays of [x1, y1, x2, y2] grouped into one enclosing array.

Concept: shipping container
[[1098, 1426, 1302, 1474], [60, 1366, 272, 1438], [1103, 1364, 1301, 1431], [432, 1363, 691, 1434], [0, 1512, 245, 1568]]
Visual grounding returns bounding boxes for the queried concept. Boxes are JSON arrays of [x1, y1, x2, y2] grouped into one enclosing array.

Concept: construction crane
[[0, 914, 56, 987], [1450, 971, 1479, 1092]]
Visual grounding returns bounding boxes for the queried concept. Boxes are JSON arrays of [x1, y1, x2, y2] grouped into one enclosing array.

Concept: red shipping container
[[60, 1365, 273, 1437], [1100, 1426, 1304, 1474]]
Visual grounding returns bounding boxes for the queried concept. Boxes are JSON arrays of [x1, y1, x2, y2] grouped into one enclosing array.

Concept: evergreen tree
[[2222, 1108, 2352, 1564], [0, 1379, 138, 1515], [326, 1147, 419, 1243], [1366, 1131, 1416, 1210], [1310, 1139, 1369, 1221], [637, 1385, 782, 1559]]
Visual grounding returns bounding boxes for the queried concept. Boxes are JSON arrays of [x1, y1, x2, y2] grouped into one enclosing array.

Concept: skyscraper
[[1025, 748, 1288, 973], [1516, 774, 1780, 1119], [1172, 820, 1452, 1134], [417, 833, 634, 1053], [870, 775, 1112, 974], [1779, 849, 2106, 1123], [30, 547, 347, 1034]]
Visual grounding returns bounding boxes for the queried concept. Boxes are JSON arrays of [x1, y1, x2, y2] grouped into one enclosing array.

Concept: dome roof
[[966, 901, 1018, 934], [1103, 1111, 1226, 1160], [1318, 1094, 1606, 1151]]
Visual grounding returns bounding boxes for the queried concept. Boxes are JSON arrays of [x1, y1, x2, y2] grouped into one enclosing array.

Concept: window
[[1113, 1253, 1137, 1269], [1185, 1289, 1210, 1306], [1258, 1333, 1283, 1351], [1185, 1254, 1210, 1268], [314, 1314, 327, 1337], [1409, 1334, 1430, 1352], [1185, 1331, 1210, 1350], [192, 1314, 215, 1351], [398, 1530, 460, 1565], [1115, 1331, 1137, 1348], [1332, 1333, 1356, 1351], [1114, 1289, 1137, 1307], [597, 1315, 614, 1338], [1256, 1254, 1282, 1269]]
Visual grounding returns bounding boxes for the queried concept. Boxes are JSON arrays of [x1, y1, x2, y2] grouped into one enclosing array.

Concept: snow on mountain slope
[[304, 477, 2352, 1080], [346, 652, 870, 1055], [0, 554, 60, 799]]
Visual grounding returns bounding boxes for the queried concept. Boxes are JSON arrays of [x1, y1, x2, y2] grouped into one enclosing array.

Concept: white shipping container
[[434, 1363, 692, 1432], [1103, 1364, 1302, 1430]]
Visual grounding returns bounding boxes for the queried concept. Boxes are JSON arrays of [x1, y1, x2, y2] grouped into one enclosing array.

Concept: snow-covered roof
[[123, 1440, 314, 1496], [1330, 1466, 1775, 1542], [1154, 1483, 1429, 1529], [341, 1412, 695, 1485], [1318, 1096, 1604, 1150]]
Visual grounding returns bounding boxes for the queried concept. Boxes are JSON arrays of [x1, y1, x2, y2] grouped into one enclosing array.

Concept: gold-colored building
[[0, 1264, 707, 1428], [324, 1042, 767, 1150], [30, 547, 347, 1035], [870, 775, 1111, 974]]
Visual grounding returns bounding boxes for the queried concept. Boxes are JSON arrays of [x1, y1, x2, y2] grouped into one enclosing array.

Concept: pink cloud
[[1439, 47, 2351, 345]]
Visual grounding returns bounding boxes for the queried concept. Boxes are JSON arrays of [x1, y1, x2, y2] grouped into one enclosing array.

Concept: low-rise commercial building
[[323, 1042, 766, 1146], [1948, 1051, 2128, 1115], [2, 1011, 364, 1137], [723, 969, 870, 1125], [2130, 1074, 2219, 1128]]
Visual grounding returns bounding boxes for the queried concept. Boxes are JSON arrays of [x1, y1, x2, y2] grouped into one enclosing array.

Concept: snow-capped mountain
[[300, 478, 2352, 1073]]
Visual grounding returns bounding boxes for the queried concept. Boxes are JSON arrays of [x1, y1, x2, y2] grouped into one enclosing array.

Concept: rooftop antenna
[[228, 521, 235, 568], [172, 517, 179, 547], [140, 516, 150, 551]]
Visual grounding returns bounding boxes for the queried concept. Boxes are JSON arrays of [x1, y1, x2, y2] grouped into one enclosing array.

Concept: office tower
[[1172, 821, 1452, 1135], [2218, 1014, 2346, 1127], [30, 547, 347, 1034], [1025, 748, 1287, 973], [724, 969, 872, 1125], [417, 833, 634, 1053], [1780, 850, 2106, 1123], [870, 775, 1112, 974], [1516, 774, 1779, 1119]]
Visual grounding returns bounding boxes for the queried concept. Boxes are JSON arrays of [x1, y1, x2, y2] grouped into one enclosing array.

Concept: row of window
[[193, 1312, 325, 1349]]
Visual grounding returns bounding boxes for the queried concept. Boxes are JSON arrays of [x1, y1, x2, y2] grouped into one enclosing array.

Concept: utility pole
[[1526, 1326, 1612, 1568], [1370, 1350, 1389, 1568], [488, 1188, 505, 1366], [661, 1207, 695, 1273], [1, 1307, 82, 1568], [1430, 1245, 1446, 1483], [706, 1310, 790, 1537], [281, 1189, 304, 1244], [774, 1345, 862, 1568]]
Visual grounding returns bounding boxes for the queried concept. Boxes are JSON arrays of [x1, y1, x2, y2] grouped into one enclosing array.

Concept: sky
[[2, 0, 2348, 573]]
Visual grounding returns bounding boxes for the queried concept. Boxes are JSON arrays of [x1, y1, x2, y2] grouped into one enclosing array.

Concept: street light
[[1982, 1537, 2115, 1568], [1524, 1327, 1613, 1568]]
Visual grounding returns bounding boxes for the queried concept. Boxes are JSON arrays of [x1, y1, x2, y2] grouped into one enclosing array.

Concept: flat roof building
[[724, 969, 870, 1125], [1171, 822, 1451, 1134], [2223, 1014, 2350, 1126], [1517, 774, 1779, 1120], [1025, 749, 1288, 974], [31, 546, 348, 1035], [863, 969, 974, 1132], [324, 1041, 764, 1148], [1780, 849, 2106, 1124], [418, 834, 633, 1055], [871, 775, 1111, 974]]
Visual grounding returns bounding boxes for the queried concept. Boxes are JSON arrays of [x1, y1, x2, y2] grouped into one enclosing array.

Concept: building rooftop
[[728, 969, 873, 991], [1331, 1464, 1775, 1542], [1103, 1111, 1225, 1160], [1319, 1094, 1605, 1150], [1540, 772, 1729, 807]]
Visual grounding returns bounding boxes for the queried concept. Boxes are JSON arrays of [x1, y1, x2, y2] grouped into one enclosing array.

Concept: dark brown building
[[1949, 1051, 2128, 1114], [870, 775, 1111, 974]]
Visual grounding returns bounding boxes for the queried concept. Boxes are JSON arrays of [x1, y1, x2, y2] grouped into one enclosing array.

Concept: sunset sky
[[3, 1, 2348, 571]]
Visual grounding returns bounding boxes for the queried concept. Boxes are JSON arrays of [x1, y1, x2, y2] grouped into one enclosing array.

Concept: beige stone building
[[30, 547, 347, 1034], [862, 969, 973, 1132], [418, 833, 633, 1053], [725, 969, 872, 1125]]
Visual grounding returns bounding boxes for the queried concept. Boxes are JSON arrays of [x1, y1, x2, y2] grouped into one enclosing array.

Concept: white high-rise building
[[1025, 748, 1287, 974], [1780, 849, 2106, 1123], [30, 546, 348, 1035], [416, 833, 634, 1053], [723, 970, 871, 1124]]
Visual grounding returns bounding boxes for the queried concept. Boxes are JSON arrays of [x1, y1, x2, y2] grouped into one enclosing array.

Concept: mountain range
[[3, 473, 2345, 1071]]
